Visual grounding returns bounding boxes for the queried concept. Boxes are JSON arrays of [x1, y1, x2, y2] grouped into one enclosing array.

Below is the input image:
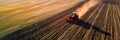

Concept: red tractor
[[66, 12, 79, 24]]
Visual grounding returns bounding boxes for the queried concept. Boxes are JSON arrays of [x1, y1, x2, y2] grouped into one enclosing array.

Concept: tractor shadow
[[101, 0, 119, 5], [75, 19, 111, 36]]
